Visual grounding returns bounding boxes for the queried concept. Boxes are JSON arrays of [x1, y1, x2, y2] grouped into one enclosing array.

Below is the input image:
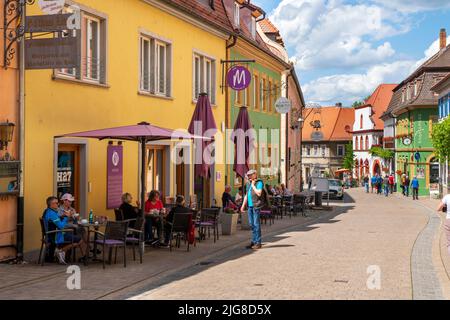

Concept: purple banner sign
[[107, 145, 123, 209], [227, 65, 251, 91]]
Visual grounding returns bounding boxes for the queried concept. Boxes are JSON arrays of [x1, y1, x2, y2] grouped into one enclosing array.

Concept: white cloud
[[270, 0, 409, 71], [302, 60, 415, 104], [372, 0, 450, 13], [412, 35, 450, 71]]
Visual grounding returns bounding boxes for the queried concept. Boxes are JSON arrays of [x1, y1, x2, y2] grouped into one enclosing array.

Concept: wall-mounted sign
[[227, 65, 251, 91], [107, 145, 123, 209], [38, 0, 65, 15], [275, 97, 292, 114], [25, 36, 79, 70], [311, 131, 324, 142], [26, 14, 72, 33]]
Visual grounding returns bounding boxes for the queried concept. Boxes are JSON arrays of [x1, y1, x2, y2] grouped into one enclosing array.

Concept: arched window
[[365, 136, 369, 150], [360, 114, 363, 129], [360, 136, 363, 150], [355, 137, 359, 150]]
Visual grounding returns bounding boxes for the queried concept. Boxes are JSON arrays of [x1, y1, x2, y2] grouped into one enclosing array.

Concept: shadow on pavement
[[120, 203, 355, 300]]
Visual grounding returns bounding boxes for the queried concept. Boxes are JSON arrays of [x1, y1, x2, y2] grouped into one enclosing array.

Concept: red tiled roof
[[364, 84, 396, 129], [302, 107, 354, 142], [259, 19, 279, 34], [164, 0, 235, 34]]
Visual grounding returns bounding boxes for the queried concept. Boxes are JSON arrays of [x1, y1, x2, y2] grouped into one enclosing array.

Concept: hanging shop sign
[[38, 0, 65, 15], [25, 14, 72, 33], [414, 152, 421, 161], [107, 145, 123, 209], [275, 97, 292, 114], [227, 65, 251, 91], [25, 36, 79, 69]]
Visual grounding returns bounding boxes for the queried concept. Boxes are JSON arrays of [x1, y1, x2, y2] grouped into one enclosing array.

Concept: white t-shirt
[[443, 194, 450, 219]]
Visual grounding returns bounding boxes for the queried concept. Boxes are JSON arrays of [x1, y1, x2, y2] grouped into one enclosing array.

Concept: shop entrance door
[[57, 145, 80, 212]]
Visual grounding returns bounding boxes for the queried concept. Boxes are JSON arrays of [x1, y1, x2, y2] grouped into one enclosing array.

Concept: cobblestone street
[[0, 188, 448, 300], [131, 188, 448, 300]]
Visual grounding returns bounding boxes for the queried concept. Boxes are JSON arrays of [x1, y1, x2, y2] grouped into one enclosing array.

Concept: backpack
[[246, 179, 270, 208]]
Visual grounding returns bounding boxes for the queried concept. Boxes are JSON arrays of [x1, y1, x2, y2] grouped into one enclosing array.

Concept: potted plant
[[222, 207, 239, 235]]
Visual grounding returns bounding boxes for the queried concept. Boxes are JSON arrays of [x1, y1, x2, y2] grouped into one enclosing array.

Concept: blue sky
[[253, 0, 450, 106]]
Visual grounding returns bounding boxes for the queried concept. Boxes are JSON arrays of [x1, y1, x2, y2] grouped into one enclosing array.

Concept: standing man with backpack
[[241, 169, 265, 250]]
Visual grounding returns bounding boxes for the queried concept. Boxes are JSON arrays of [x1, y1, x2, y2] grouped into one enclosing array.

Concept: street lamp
[[0, 121, 15, 150], [298, 117, 305, 129]]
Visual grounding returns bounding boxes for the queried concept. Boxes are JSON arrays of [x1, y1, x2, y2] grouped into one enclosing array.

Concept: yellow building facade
[[23, 0, 228, 252]]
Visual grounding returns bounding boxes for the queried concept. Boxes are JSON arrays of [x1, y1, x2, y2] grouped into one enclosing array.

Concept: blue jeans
[[384, 185, 389, 196], [248, 207, 261, 245], [404, 186, 409, 197], [364, 182, 369, 193]]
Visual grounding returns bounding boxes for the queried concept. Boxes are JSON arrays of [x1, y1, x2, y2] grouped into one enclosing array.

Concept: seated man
[[43, 196, 87, 264], [162, 195, 191, 246]]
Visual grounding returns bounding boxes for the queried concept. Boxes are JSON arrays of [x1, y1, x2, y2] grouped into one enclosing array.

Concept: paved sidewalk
[[132, 189, 432, 300], [0, 209, 331, 300]]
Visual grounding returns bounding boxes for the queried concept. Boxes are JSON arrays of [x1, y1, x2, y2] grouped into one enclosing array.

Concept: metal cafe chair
[[93, 220, 129, 269], [196, 207, 220, 243], [126, 217, 145, 264], [168, 213, 193, 252]]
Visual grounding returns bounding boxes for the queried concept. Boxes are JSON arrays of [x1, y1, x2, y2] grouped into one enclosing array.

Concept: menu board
[[0, 161, 20, 194]]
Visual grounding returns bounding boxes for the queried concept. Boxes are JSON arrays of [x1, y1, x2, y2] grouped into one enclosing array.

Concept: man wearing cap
[[240, 169, 264, 250]]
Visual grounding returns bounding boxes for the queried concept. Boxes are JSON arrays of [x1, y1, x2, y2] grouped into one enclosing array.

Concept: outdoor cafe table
[[76, 222, 107, 262]]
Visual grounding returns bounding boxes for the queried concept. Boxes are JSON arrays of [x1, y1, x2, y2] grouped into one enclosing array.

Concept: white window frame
[[337, 145, 344, 157], [260, 79, 264, 111], [313, 145, 318, 156], [192, 52, 216, 104], [155, 41, 167, 96], [234, 2, 240, 28], [85, 16, 101, 82], [251, 17, 256, 39]]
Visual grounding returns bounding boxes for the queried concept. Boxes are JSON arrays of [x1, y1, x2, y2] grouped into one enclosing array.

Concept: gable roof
[[359, 84, 396, 129], [259, 18, 279, 34], [302, 107, 354, 142]]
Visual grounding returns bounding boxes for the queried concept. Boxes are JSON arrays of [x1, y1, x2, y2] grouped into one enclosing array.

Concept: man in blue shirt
[[411, 176, 419, 200], [43, 196, 85, 264], [370, 175, 377, 193], [241, 169, 264, 250]]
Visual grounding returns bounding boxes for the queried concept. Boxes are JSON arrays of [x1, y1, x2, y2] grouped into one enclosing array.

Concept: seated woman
[[43, 196, 87, 264], [119, 193, 140, 228], [162, 195, 191, 246], [222, 185, 236, 209], [144, 190, 165, 244]]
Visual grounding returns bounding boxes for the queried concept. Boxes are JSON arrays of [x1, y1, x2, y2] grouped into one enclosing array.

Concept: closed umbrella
[[231, 106, 256, 183], [188, 93, 217, 178]]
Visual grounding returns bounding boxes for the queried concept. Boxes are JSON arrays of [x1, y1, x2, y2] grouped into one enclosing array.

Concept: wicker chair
[[196, 207, 220, 243], [126, 217, 145, 263], [38, 217, 76, 266], [114, 209, 124, 221], [168, 213, 193, 252], [93, 220, 129, 269]]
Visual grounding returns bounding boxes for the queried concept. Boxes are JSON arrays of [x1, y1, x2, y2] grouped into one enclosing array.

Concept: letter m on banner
[[227, 66, 251, 91]]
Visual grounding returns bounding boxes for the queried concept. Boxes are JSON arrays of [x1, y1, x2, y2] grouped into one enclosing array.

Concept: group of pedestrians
[[362, 173, 420, 200]]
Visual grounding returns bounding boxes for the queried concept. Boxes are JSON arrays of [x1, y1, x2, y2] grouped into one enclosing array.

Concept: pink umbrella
[[57, 122, 209, 216], [231, 106, 256, 179]]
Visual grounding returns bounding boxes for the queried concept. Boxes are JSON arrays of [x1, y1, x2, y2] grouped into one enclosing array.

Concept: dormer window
[[251, 17, 256, 39], [234, 2, 240, 28]]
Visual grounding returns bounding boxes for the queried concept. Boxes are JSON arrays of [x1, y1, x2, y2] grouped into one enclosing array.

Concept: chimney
[[440, 28, 447, 50], [335, 102, 342, 107]]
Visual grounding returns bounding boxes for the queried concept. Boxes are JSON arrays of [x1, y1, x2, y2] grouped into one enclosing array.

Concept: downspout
[[285, 72, 291, 188], [16, 0, 26, 262], [225, 34, 237, 186]]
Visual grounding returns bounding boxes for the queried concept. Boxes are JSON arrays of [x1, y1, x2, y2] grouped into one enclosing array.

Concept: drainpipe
[[16, 0, 26, 262], [285, 72, 291, 189]]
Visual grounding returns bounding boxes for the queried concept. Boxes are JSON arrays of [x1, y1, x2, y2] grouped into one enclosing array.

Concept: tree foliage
[[431, 117, 450, 162], [369, 146, 394, 161], [343, 142, 355, 170]]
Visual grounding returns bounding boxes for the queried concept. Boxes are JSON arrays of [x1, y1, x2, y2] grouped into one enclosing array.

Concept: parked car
[[323, 179, 344, 200]]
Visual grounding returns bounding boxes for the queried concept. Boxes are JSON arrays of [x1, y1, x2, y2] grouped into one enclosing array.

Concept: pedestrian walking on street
[[405, 176, 410, 197], [363, 175, 369, 193], [400, 174, 406, 195], [371, 175, 376, 193], [438, 194, 450, 255], [377, 174, 383, 195], [411, 177, 419, 200], [388, 173, 395, 194], [241, 169, 266, 250], [383, 175, 390, 197]]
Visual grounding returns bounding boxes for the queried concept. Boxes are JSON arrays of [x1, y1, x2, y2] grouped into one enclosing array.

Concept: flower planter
[[240, 211, 251, 230], [222, 213, 239, 235]]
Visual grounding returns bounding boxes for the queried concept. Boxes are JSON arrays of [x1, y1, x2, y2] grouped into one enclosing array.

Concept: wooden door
[[57, 144, 80, 212]]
